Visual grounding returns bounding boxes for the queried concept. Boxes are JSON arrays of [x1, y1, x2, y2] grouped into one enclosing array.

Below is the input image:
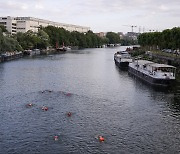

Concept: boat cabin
[[133, 60, 176, 79], [150, 64, 176, 79]]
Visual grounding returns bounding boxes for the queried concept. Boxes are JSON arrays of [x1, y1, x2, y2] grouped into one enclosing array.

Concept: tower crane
[[123, 25, 137, 32]]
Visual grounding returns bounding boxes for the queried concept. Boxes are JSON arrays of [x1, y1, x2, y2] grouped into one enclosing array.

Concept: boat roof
[[150, 63, 176, 68], [135, 60, 176, 68], [135, 60, 154, 65], [117, 50, 129, 53]]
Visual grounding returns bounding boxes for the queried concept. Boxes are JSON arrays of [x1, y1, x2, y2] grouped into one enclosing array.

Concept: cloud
[[35, 3, 44, 10], [0, 0, 46, 12], [159, 5, 169, 11], [1, 0, 179, 17], [0, 1, 28, 10], [0, 0, 179, 32]]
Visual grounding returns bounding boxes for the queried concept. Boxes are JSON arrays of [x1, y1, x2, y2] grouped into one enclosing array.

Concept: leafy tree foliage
[[106, 32, 120, 44], [138, 27, 180, 50], [15, 30, 49, 50], [1, 25, 107, 53], [43, 26, 106, 48], [0, 25, 7, 32], [0, 27, 22, 53]]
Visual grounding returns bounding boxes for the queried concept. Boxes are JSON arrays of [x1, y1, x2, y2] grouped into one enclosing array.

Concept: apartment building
[[96, 32, 106, 38], [0, 16, 90, 34]]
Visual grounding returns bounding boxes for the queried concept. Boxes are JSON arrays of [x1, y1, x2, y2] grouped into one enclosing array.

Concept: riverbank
[[0, 51, 23, 62], [0, 48, 68, 63]]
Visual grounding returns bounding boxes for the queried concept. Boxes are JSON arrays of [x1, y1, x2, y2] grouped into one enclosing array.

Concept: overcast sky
[[0, 0, 180, 33]]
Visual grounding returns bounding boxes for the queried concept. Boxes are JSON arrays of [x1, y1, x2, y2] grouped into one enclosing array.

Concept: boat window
[[158, 67, 174, 72], [154, 68, 157, 71]]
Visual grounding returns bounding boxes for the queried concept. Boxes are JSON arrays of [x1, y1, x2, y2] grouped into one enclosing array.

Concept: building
[[0, 16, 90, 34], [117, 32, 124, 39], [96, 32, 106, 38], [0, 16, 17, 34], [125, 32, 139, 40]]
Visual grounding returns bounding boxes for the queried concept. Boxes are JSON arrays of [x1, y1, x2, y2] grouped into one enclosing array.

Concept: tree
[[43, 26, 106, 49], [0, 26, 22, 53], [106, 32, 120, 44], [37, 30, 49, 49], [138, 27, 180, 50], [0, 25, 7, 32]]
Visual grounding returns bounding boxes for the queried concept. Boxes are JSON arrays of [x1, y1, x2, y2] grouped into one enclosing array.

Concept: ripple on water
[[0, 89, 179, 153]]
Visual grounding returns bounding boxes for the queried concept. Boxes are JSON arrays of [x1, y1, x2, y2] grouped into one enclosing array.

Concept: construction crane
[[123, 25, 137, 32]]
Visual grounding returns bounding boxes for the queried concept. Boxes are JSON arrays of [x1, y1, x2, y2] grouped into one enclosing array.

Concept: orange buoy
[[54, 136, 58, 141], [99, 136, 105, 142]]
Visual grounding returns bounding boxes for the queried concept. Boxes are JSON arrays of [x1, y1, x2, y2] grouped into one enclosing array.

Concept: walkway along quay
[[0, 51, 23, 62], [145, 51, 180, 67]]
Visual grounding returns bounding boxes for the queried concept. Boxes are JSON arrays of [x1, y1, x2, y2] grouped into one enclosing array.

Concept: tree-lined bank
[[138, 27, 180, 51], [0, 26, 109, 53], [0, 25, 138, 54]]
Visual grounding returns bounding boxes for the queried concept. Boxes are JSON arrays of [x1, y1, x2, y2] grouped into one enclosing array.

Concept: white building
[[0, 16, 90, 34]]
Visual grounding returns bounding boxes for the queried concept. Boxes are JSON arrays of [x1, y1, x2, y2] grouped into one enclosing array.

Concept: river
[[0, 46, 179, 154]]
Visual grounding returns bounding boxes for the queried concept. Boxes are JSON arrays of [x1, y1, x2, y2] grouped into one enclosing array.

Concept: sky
[[0, 0, 180, 33]]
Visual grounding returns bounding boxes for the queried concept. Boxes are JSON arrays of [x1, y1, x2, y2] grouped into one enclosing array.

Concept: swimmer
[[99, 136, 105, 142], [67, 112, 72, 117], [54, 135, 58, 141], [27, 103, 33, 107], [42, 106, 48, 111], [66, 93, 72, 96]]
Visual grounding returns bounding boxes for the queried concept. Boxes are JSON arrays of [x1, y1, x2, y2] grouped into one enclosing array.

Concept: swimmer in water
[[54, 136, 58, 141], [42, 106, 48, 111], [27, 103, 33, 107], [66, 93, 72, 96], [67, 112, 72, 117], [99, 136, 105, 142]]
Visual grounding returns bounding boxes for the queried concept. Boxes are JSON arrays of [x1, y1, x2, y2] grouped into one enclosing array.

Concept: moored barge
[[114, 51, 133, 70], [128, 60, 176, 87]]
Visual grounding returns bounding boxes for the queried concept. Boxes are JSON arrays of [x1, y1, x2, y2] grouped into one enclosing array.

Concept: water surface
[[0, 47, 179, 154]]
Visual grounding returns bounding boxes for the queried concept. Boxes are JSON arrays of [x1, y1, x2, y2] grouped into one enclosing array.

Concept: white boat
[[56, 47, 67, 52], [56, 46, 71, 52], [114, 51, 133, 70], [30, 49, 40, 56], [64, 46, 71, 51], [128, 60, 176, 87]]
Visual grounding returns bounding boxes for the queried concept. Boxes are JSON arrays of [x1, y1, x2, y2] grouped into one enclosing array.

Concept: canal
[[0, 47, 179, 154]]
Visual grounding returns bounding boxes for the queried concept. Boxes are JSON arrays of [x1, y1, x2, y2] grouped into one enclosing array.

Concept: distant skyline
[[0, 0, 180, 33]]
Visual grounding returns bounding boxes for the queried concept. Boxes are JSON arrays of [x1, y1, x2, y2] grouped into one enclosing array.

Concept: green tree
[[0, 26, 22, 53], [43, 26, 106, 49], [106, 32, 120, 44], [138, 27, 180, 50], [37, 30, 49, 49], [0, 25, 7, 32]]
